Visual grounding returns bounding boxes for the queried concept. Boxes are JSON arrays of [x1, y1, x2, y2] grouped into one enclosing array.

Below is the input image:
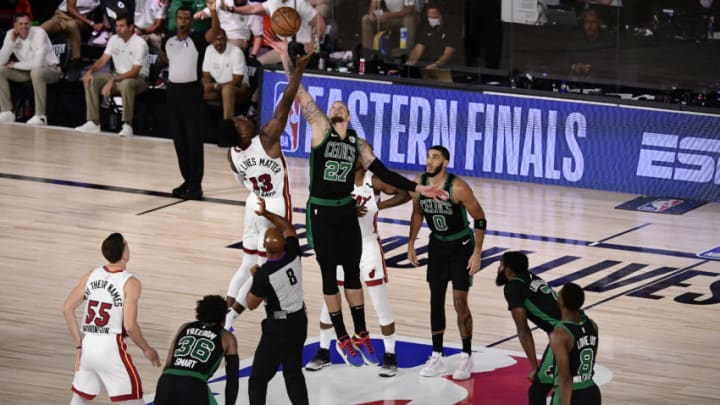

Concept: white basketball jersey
[[81, 267, 133, 335], [351, 171, 379, 238], [230, 136, 289, 200]]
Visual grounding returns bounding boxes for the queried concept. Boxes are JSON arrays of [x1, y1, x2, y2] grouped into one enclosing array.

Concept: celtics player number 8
[[577, 348, 594, 380]]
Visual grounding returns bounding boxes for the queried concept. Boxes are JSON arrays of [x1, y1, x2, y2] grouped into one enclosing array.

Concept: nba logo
[[638, 198, 684, 212], [274, 81, 301, 153]]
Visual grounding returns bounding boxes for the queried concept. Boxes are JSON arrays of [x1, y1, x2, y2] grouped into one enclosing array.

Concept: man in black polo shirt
[[161, 0, 220, 200], [245, 196, 308, 405], [405, 1, 461, 70]]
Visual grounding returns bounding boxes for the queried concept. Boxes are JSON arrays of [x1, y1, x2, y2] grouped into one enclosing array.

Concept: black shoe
[[305, 348, 331, 371], [379, 352, 398, 377], [171, 183, 187, 198], [179, 187, 203, 200]]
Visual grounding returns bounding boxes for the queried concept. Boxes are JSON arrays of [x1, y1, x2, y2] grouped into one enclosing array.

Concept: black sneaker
[[171, 183, 186, 198], [305, 348, 331, 371], [379, 352, 398, 377], [179, 187, 203, 200]]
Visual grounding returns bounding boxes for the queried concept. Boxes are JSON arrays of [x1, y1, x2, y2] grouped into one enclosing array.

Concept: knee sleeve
[[429, 280, 448, 331], [366, 283, 394, 326]]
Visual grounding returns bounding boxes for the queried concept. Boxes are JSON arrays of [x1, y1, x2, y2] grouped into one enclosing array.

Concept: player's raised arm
[[371, 175, 411, 210], [266, 35, 330, 146], [260, 50, 313, 147]]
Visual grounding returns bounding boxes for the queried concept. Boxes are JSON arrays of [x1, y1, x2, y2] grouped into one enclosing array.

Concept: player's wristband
[[368, 158, 417, 191], [474, 219, 487, 230]]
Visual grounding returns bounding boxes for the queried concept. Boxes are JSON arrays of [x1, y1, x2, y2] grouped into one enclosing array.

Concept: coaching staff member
[[161, 0, 220, 200]]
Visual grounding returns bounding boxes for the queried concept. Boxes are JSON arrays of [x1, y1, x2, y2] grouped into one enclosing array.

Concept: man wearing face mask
[[405, 2, 459, 70]]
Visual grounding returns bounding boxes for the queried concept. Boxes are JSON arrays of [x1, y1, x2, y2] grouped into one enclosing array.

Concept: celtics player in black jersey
[[495, 251, 561, 405], [154, 295, 239, 405], [268, 38, 447, 368], [550, 283, 601, 405], [407, 145, 488, 381]]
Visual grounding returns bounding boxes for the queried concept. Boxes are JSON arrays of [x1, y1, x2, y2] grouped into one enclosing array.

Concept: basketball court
[[0, 124, 718, 404]]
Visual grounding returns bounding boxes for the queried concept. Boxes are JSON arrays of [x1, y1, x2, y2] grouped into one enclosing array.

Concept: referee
[[161, 1, 220, 200], [246, 197, 308, 405]]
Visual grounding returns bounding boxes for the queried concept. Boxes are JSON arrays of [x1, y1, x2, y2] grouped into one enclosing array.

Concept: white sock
[[319, 326, 333, 350], [123, 400, 145, 405], [224, 308, 241, 330], [70, 393, 87, 405], [383, 332, 396, 354]]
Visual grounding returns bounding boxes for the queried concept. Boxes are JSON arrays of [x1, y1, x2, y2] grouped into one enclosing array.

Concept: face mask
[[428, 17, 441, 27]]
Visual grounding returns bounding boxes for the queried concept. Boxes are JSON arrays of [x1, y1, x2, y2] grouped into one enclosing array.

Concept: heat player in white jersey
[[63, 233, 160, 405], [222, 51, 310, 330], [306, 165, 410, 377]]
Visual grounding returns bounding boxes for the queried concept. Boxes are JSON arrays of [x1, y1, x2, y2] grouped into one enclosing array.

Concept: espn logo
[[636, 132, 720, 184]]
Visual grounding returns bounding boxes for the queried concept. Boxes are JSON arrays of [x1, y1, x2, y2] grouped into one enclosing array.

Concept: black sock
[[462, 336, 472, 354], [330, 311, 348, 340], [350, 305, 367, 335], [432, 332, 444, 354]]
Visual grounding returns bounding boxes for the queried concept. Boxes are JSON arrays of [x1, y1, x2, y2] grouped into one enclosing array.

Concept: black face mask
[[495, 268, 508, 286]]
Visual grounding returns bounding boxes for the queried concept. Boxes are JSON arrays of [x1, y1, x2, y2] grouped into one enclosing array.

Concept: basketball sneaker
[[419, 351, 446, 377], [352, 332, 379, 365], [379, 352, 398, 377], [452, 352, 473, 380], [305, 348, 331, 371], [336, 336, 364, 367]]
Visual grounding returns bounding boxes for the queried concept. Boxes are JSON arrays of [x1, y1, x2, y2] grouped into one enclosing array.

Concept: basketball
[[271, 7, 302, 37]]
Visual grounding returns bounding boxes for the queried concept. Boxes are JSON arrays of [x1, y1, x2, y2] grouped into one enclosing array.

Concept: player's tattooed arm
[[357, 138, 377, 169]]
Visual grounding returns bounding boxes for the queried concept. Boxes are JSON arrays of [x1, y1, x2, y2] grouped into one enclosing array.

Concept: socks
[[350, 304, 367, 335], [224, 307, 242, 331], [330, 311, 348, 340], [432, 332, 444, 354], [383, 332, 396, 354], [319, 326, 333, 350], [462, 335, 472, 355]]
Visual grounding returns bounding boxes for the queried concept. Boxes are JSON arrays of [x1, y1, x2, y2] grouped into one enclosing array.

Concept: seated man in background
[[566, 8, 616, 79], [362, 0, 416, 51], [405, 2, 459, 70], [0, 12, 61, 126], [229, 0, 325, 66], [134, 0, 168, 51], [76, 14, 148, 136], [41, 0, 103, 64], [202, 28, 251, 120], [195, 0, 264, 58]]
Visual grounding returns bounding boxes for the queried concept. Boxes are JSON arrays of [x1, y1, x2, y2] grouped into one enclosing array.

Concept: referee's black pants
[[249, 311, 308, 405], [167, 81, 204, 191]]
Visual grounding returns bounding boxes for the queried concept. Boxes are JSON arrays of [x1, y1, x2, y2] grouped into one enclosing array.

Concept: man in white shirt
[[202, 28, 251, 120], [76, 14, 149, 136], [362, 0, 417, 50], [230, 0, 325, 66], [0, 12, 62, 126], [134, 0, 168, 50], [195, 0, 263, 56], [41, 0, 103, 63]]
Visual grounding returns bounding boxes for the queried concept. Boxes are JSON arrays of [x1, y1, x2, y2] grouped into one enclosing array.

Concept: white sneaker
[[452, 352, 473, 380], [0, 111, 15, 123], [26, 115, 47, 126], [91, 30, 108, 46], [119, 123, 133, 137], [419, 352, 446, 377], [75, 121, 100, 133]]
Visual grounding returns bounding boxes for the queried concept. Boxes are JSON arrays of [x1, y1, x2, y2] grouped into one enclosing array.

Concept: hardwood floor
[[0, 124, 718, 404]]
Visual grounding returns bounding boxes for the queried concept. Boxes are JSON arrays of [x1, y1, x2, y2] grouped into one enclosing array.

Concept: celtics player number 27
[[323, 161, 352, 182]]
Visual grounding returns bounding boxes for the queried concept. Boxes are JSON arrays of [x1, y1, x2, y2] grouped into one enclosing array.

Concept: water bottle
[[318, 55, 325, 71], [359, 58, 366, 75], [399, 27, 408, 50], [560, 81, 568, 93]]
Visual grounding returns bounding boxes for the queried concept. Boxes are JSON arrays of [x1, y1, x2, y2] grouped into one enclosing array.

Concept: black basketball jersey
[[164, 321, 224, 381], [418, 173, 471, 240], [554, 317, 599, 389], [504, 272, 561, 333], [250, 237, 304, 314], [309, 128, 359, 199]]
